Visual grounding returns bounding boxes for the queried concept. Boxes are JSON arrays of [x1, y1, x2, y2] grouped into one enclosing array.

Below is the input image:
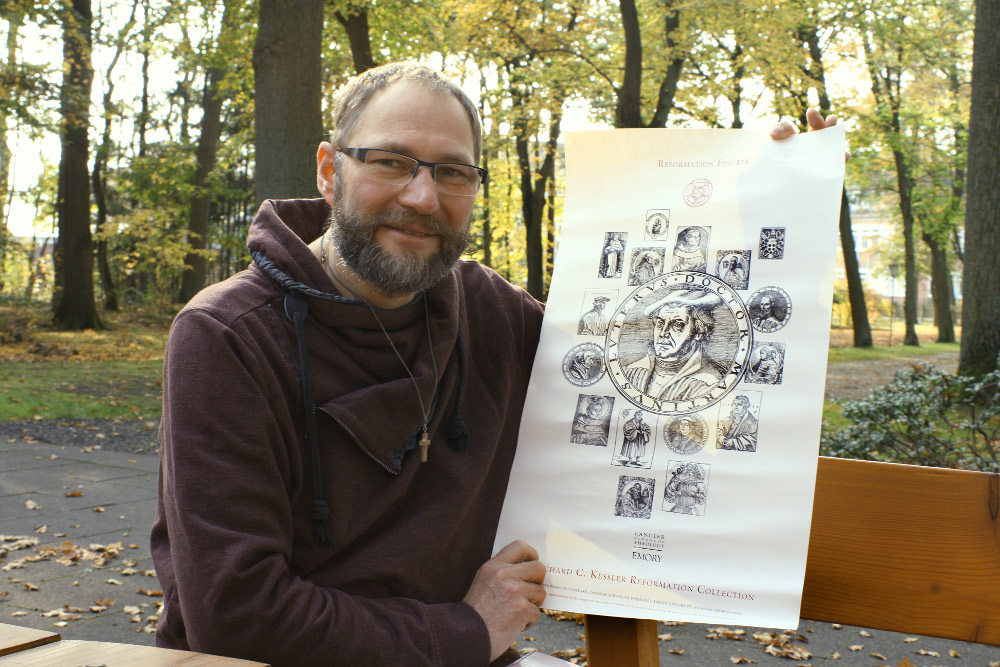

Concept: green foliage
[[822, 363, 1000, 471]]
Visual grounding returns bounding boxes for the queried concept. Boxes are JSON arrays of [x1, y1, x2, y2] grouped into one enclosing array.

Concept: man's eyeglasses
[[336, 147, 489, 197]]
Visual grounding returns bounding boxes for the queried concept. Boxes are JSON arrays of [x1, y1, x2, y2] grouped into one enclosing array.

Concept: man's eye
[[670, 320, 686, 332], [372, 157, 409, 170]]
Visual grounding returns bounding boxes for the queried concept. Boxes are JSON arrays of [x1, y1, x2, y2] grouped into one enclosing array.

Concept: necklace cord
[[321, 236, 440, 432]]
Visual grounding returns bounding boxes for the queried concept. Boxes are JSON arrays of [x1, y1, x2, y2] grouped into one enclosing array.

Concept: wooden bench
[[583, 456, 1000, 666], [0, 623, 268, 666]]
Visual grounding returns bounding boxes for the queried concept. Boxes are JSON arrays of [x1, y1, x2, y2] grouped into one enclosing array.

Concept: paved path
[[2, 424, 998, 665]]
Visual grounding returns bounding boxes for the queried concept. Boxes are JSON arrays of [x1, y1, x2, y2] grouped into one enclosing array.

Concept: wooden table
[[0, 623, 268, 666]]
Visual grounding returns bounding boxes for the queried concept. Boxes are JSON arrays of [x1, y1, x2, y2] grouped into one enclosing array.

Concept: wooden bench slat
[[0, 639, 269, 666], [802, 456, 1000, 645], [0, 624, 60, 657]]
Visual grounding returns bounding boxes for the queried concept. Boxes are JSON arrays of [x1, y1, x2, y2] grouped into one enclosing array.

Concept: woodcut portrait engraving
[[716, 250, 751, 291], [570, 394, 615, 446], [748, 286, 791, 333], [605, 272, 752, 415], [716, 393, 761, 452], [562, 343, 606, 387], [615, 475, 655, 519], [663, 413, 708, 455], [671, 226, 709, 272], [628, 247, 665, 286], [578, 290, 616, 336], [599, 232, 627, 279], [645, 209, 670, 241], [744, 342, 785, 385], [612, 409, 654, 469], [662, 462, 710, 516]]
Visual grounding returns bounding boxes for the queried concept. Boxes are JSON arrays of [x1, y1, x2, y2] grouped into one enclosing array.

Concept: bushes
[[822, 363, 1000, 472]]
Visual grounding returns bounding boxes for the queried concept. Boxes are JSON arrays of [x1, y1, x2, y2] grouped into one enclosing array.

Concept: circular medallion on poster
[[561, 342, 606, 387], [605, 272, 752, 415]]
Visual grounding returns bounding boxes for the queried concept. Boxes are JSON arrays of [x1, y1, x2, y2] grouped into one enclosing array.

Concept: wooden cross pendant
[[419, 430, 431, 463]]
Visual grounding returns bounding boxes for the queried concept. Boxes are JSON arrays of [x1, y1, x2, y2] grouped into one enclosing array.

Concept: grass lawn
[[1, 299, 173, 422]]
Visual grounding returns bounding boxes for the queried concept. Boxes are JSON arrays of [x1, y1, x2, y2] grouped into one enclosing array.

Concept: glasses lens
[[361, 150, 418, 184], [433, 164, 482, 196]]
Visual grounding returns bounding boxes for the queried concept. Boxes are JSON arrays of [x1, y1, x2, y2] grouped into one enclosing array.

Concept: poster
[[494, 125, 846, 628]]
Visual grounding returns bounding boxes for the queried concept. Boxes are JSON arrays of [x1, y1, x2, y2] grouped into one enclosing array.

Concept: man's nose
[[398, 165, 440, 214]]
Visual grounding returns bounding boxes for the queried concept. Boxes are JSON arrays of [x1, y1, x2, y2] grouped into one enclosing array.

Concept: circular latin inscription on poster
[[604, 272, 752, 415]]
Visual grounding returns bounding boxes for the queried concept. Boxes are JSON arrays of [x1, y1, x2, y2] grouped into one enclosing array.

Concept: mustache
[[366, 209, 454, 239]]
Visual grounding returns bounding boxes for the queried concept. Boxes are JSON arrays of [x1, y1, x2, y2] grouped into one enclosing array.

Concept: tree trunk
[[180, 1, 236, 303], [1, 13, 21, 291], [649, 3, 684, 128], [334, 6, 376, 74], [922, 232, 956, 343], [53, 0, 101, 330], [892, 147, 919, 346], [615, 0, 644, 128], [254, 0, 323, 205], [839, 189, 873, 347], [959, 0, 1000, 376], [516, 134, 543, 299]]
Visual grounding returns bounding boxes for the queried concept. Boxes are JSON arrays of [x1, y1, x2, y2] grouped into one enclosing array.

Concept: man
[[666, 417, 702, 455], [623, 290, 727, 402], [672, 227, 707, 271], [578, 295, 610, 335], [718, 395, 759, 451], [152, 62, 544, 667], [570, 395, 612, 446], [152, 58, 838, 665], [753, 295, 782, 331], [618, 410, 651, 465]]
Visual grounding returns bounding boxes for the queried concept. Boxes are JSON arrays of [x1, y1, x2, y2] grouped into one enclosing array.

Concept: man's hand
[[769, 108, 838, 140], [464, 540, 546, 661]]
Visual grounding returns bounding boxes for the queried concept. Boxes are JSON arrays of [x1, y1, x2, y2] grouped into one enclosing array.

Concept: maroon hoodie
[[151, 198, 543, 666]]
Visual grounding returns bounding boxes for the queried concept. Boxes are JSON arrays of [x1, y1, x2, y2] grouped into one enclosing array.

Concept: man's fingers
[[769, 121, 796, 140], [806, 108, 838, 131], [772, 109, 839, 140], [493, 539, 540, 565]]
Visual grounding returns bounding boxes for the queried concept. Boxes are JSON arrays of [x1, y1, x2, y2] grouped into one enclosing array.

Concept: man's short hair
[[329, 61, 483, 162], [732, 395, 751, 410]]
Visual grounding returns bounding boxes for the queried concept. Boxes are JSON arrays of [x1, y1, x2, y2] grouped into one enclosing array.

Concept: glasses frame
[[336, 146, 489, 197]]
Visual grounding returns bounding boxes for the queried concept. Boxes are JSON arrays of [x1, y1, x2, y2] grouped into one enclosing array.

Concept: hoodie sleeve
[[152, 305, 494, 667]]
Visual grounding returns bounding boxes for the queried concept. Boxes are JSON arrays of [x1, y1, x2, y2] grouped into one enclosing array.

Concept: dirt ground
[[824, 327, 959, 400]]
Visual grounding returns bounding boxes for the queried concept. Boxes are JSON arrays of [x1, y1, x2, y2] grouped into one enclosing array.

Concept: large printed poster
[[494, 126, 846, 629]]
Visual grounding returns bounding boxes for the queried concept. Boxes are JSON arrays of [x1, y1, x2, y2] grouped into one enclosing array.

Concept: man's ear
[[316, 142, 337, 205]]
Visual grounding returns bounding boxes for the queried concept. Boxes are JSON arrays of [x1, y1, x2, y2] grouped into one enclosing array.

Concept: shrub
[[821, 363, 1000, 472]]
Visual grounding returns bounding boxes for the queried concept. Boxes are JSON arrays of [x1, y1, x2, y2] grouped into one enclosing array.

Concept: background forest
[[1, 0, 998, 374]]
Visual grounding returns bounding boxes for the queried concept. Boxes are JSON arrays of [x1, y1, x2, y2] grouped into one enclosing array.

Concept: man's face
[[325, 80, 477, 296], [594, 300, 606, 312], [678, 421, 691, 436], [652, 304, 697, 360], [686, 230, 701, 247], [760, 296, 772, 315], [732, 401, 747, 419]]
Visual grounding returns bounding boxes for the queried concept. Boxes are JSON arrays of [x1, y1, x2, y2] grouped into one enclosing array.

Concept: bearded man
[[152, 62, 545, 667]]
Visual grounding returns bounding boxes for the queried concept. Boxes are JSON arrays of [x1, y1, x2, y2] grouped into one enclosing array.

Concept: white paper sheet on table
[[494, 125, 846, 629]]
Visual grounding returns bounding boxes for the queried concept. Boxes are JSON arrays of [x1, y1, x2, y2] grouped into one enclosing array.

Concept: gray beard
[[327, 202, 470, 298]]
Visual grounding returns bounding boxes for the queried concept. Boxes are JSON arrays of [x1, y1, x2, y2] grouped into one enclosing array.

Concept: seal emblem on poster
[[683, 178, 713, 207], [604, 272, 752, 415]]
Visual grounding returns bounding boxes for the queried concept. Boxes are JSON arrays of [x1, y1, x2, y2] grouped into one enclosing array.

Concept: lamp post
[[888, 263, 899, 347]]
